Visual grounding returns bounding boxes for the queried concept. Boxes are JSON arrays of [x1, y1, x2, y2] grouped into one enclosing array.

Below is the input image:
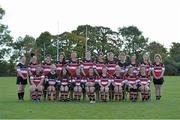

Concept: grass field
[[0, 76, 180, 119]]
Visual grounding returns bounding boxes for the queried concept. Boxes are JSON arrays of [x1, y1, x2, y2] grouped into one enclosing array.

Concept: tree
[[147, 41, 168, 62], [12, 35, 36, 63], [72, 25, 123, 58], [0, 7, 12, 59], [36, 31, 54, 61], [119, 26, 148, 61], [53, 32, 86, 59], [170, 42, 180, 62]]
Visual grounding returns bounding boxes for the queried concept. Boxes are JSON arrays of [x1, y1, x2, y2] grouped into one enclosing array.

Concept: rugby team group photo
[[16, 51, 165, 103]]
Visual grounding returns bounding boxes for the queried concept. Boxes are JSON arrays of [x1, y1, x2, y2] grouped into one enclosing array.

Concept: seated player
[[60, 67, 70, 101], [125, 67, 138, 102], [85, 67, 96, 103], [30, 66, 44, 102], [99, 67, 110, 102], [112, 67, 124, 101], [138, 65, 151, 101], [72, 67, 83, 101], [46, 64, 58, 101]]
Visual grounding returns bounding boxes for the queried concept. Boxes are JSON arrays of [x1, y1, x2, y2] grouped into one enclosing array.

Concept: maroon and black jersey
[[67, 59, 80, 76], [95, 60, 105, 75], [152, 63, 165, 78], [30, 75, 44, 86], [127, 62, 139, 76], [141, 61, 152, 76], [60, 75, 69, 86], [47, 72, 58, 86], [41, 62, 52, 77], [72, 75, 83, 86], [137, 74, 150, 85], [117, 61, 128, 78], [56, 60, 66, 74], [125, 73, 137, 85], [16, 63, 28, 78], [86, 74, 96, 83], [99, 74, 110, 87], [106, 60, 117, 76], [28, 63, 38, 76], [81, 59, 95, 75], [113, 74, 123, 86]]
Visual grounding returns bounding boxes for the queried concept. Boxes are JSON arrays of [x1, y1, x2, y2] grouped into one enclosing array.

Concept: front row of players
[[29, 65, 151, 103]]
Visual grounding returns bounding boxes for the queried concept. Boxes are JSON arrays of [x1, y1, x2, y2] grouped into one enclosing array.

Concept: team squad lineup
[[16, 51, 165, 103]]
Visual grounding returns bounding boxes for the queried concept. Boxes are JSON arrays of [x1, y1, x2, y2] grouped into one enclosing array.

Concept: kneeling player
[[46, 64, 58, 101], [99, 67, 110, 102], [30, 66, 44, 102], [60, 67, 70, 101], [125, 67, 138, 102], [86, 67, 96, 103], [138, 66, 151, 101], [112, 67, 124, 101]]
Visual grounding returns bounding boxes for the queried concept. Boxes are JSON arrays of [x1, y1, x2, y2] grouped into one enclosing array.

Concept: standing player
[[67, 51, 80, 100], [28, 54, 38, 86], [94, 52, 105, 101], [29, 66, 44, 102], [152, 54, 165, 100], [106, 52, 117, 101], [117, 51, 128, 100], [141, 53, 152, 76], [56, 52, 66, 77], [16, 56, 28, 101], [117, 51, 128, 78], [41, 54, 53, 100], [127, 54, 139, 76], [81, 51, 95, 100]]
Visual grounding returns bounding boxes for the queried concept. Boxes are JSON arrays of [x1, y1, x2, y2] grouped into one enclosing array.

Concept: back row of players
[[16, 51, 165, 103]]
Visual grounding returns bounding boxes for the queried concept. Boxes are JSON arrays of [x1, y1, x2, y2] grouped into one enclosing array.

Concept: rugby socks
[[18, 92, 24, 100], [18, 93, 21, 100]]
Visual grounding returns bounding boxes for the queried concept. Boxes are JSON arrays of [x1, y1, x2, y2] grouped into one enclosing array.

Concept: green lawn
[[0, 76, 180, 119]]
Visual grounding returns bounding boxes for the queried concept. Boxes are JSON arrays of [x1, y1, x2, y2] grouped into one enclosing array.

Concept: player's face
[[59, 54, 64, 60], [119, 55, 126, 61], [85, 52, 91, 59], [46, 57, 51, 64], [71, 52, 77, 59], [109, 53, 114, 59], [32, 57, 37, 63], [102, 68, 107, 74], [76, 68, 81, 75], [99, 54, 103, 59], [155, 57, 160, 63], [131, 56, 136, 62], [115, 70, 120, 76], [128, 68, 133, 75], [143, 55, 148, 61], [21, 57, 26, 64], [140, 67, 146, 74]]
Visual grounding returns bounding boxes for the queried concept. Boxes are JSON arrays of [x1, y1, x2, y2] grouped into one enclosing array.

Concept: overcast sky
[[1, 0, 180, 49]]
